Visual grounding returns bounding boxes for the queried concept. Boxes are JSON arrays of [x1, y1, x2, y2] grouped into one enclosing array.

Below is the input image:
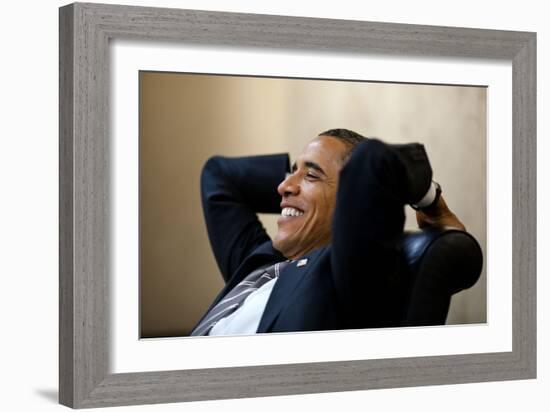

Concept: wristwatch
[[411, 181, 442, 211]]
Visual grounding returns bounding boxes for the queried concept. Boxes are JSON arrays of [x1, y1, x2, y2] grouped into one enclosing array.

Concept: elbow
[[202, 155, 224, 176], [200, 156, 225, 187], [200, 155, 235, 205]]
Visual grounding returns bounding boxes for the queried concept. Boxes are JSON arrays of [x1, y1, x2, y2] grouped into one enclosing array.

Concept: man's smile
[[281, 207, 305, 217], [278, 202, 306, 224]]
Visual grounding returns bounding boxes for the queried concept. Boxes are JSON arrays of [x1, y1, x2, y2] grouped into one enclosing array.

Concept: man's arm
[[329, 139, 435, 327], [200, 154, 289, 283]]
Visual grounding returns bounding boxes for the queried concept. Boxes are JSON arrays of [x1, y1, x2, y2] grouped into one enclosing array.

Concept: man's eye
[[306, 173, 319, 180]]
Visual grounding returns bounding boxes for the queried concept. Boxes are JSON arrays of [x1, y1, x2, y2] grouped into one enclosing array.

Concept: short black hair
[[318, 128, 367, 162]]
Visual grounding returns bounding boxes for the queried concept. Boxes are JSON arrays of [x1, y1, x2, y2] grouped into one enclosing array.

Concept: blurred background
[[139, 71, 486, 338]]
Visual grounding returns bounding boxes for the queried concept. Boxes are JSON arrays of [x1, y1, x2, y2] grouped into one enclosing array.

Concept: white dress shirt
[[208, 277, 278, 336]]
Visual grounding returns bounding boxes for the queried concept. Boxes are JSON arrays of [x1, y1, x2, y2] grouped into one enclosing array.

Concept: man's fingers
[[415, 195, 466, 231]]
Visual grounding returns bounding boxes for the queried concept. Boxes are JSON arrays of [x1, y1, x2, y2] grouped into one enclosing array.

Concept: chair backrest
[[399, 227, 483, 326]]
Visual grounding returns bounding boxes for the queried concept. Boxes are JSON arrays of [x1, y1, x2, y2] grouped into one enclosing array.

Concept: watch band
[[411, 181, 442, 211]]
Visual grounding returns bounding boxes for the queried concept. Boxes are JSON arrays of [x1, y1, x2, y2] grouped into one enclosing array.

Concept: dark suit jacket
[[192, 140, 411, 334]]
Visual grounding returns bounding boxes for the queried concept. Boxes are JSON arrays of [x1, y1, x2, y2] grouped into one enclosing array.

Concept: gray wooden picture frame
[[59, 2, 536, 408]]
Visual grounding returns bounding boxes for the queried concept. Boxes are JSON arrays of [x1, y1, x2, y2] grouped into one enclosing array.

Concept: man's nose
[[278, 173, 300, 197]]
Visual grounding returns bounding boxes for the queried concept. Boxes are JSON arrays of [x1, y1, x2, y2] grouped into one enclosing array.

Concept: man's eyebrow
[[290, 160, 327, 177], [304, 161, 327, 177]]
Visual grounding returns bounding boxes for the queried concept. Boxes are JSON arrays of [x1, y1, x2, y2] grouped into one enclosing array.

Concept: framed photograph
[[136, 71, 488, 340], [59, 2, 536, 408]]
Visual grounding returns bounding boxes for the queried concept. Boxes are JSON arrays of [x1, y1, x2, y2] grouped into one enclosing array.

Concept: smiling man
[[273, 136, 344, 261], [190, 129, 464, 336]]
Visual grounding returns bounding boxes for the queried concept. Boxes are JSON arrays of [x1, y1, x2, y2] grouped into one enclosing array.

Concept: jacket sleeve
[[200, 153, 290, 283], [330, 139, 410, 327]]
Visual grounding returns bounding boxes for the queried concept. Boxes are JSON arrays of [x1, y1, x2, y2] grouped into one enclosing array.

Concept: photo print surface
[[139, 71, 487, 338]]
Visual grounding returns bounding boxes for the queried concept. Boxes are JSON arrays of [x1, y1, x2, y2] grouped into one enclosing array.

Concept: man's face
[[273, 136, 348, 260]]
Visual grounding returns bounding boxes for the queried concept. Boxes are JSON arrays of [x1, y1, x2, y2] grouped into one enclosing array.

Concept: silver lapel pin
[[297, 258, 308, 267]]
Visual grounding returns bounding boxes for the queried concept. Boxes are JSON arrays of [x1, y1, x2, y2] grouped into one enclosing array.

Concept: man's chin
[[272, 233, 294, 256]]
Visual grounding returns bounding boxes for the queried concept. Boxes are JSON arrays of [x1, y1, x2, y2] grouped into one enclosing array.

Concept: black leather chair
[[400, 227, 483, 326]]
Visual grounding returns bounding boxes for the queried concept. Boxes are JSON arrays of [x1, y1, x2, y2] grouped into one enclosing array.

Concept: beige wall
[[139, 72, 486, 337]]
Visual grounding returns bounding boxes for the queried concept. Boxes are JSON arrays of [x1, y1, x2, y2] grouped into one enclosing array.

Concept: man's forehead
[[295, 137, 346, 168]]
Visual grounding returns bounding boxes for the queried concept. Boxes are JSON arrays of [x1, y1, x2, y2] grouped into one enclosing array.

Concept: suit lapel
[[257, 248, 324, 333], [190, 241, 284, 332]]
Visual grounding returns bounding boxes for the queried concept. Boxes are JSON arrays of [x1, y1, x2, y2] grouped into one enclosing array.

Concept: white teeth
[[282, 207, 304, 217]]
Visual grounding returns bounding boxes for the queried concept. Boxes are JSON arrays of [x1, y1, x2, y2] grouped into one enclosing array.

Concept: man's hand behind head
[[415, 195, 466, 231]]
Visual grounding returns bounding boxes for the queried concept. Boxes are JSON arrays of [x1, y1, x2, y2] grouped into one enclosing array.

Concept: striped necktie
[[191, 260, 289, 336]]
